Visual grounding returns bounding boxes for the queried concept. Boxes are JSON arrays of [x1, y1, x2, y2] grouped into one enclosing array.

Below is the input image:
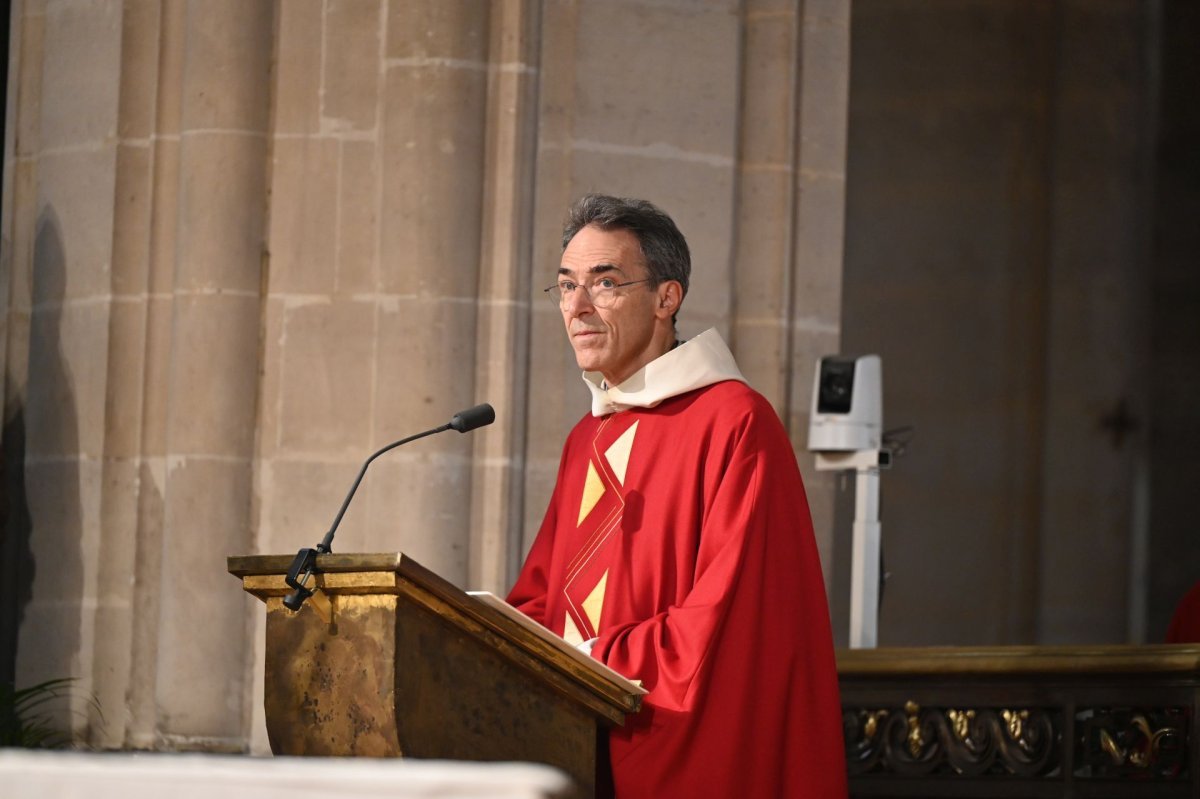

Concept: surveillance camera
[[808, 355, 882, 452]]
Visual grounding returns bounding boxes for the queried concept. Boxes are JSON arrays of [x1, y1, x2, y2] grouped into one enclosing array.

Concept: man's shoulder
[[662, 379, 787, 437], [684, 378, 773, 415]]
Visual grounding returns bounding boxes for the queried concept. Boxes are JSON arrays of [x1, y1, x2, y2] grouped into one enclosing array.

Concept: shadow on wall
[[2, 207, 84, 709], [0, 388, 34, 689]]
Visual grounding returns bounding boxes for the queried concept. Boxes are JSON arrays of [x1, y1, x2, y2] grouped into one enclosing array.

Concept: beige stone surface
[[100, 299, 149, 459], [277, 298, 376, 453], [174, 133, 268, 293], [379, 63, 487, 295], [152, 0, 185, 138], [12, 2, 45, 161], [35, 150, 117, 301], [178, 0, 272, 133], [323, 0, 383, 133], [146, 134, 180, 293], [258, 458, 365, 552], [467, 0, 541, 591], [255, 296, 286, 459], [373, 297, 479, 428], [335, 141, 380, 294], [91, 455, 141, 746], [740, 12, 796, 165], [364, 457, 473, 584], [572, 1, 740, 156], [116, 0, 163, 141], [156, 456, 254, 742], [165, 293, 261, 457], [137, 294, 174, 457], [274, 0, 323, 135], [17, 456, 104, 737], [110, 143, 153, 297], [125, 458, 168, 748], [25, 299, 110, 459], [386, 0, 488, 61], [39, 0, 121, 151], [268, 137, 339, 295]]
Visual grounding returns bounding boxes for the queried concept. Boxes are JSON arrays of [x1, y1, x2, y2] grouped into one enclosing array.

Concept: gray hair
[[562, 194, 691, 300]]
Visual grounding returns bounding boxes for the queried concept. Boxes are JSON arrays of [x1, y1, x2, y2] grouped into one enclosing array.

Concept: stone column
[[7, 0, 124, 740], [786, 0, 852, 584], [371, 0, 489, 583], [256, 0, 492, 591], [91, 0, 169, 749], [468, 0, 541, 592], [522, 0, 745, 554], [6, 0, 274, 749], [150, 0, 273, 748], [729, 0, 851, 589]]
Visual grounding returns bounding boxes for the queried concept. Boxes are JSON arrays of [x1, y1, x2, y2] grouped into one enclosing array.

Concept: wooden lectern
[[228, 553, 644, 798]]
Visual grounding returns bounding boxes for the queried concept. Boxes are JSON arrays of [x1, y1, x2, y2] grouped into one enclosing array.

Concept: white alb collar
[[582, 328, 745, 416]]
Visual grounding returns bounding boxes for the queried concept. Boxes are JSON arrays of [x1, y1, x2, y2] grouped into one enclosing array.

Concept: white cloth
[[582, 328, 745, 417]]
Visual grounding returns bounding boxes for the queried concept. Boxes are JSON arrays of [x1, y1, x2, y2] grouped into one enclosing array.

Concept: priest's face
[[558, 224, 677, 386]]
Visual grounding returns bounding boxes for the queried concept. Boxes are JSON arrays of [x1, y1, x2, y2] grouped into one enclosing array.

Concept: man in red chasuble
[[507, 194, 847, 798]]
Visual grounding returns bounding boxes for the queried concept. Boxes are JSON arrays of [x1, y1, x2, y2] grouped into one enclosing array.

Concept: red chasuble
[[508, 379, 847, 798]]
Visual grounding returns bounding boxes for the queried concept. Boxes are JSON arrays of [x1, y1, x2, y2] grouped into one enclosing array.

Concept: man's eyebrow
[[557, 263, 623, 276]]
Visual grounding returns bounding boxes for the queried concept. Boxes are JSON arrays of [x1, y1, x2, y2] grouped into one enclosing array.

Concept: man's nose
[[563, 286, 595, 315]]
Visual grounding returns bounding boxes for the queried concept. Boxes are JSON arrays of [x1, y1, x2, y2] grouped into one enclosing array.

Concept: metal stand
[[850, 467, 881, 648], [815, 449, 890, 649]]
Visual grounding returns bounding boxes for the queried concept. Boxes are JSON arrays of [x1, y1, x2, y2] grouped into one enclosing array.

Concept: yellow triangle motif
[[563, 612, 584, 646], [604, 421, 639, 486], [578, 460, 606, 526], [582, 570, 608, 632]]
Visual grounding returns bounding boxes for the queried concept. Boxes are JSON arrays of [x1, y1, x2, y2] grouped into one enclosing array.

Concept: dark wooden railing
[[837, 644, 1200, 798]]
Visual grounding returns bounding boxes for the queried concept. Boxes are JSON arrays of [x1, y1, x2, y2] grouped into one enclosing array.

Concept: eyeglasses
[[543, 277, 652, 309]]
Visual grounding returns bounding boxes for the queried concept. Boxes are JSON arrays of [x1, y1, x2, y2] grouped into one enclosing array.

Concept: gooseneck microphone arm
[[283, 403, 495, 611]]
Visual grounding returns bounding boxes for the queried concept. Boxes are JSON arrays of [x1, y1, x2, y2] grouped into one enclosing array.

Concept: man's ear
[[654, 281, 683, 320]]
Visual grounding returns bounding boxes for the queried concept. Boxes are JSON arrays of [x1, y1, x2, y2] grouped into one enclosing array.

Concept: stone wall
[[1, 0, 850, 751]]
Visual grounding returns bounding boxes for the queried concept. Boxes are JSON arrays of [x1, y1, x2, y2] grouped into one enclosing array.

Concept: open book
[[468, 591, 645, 694]]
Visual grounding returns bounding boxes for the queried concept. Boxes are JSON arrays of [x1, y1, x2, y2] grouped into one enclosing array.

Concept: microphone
[[449, 403, 495, 433], [283, 402, 496, 611]]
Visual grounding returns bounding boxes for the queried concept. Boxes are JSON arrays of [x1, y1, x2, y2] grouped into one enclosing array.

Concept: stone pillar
[[255, 0, 491, 590], [372, 0, 489, 582], [522, 0, 745, 553], [730, 0, 851, 589], [153, 0, 272, 748], [92, 0, 169, 749], [7, 0, 124, 739], [4, 0, 272, 749], [467, 0, 541, 592]]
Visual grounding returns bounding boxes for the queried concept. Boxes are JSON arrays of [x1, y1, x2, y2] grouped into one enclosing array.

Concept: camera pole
[[815, 448, 890, 648], [851, 464, 882, 648]]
